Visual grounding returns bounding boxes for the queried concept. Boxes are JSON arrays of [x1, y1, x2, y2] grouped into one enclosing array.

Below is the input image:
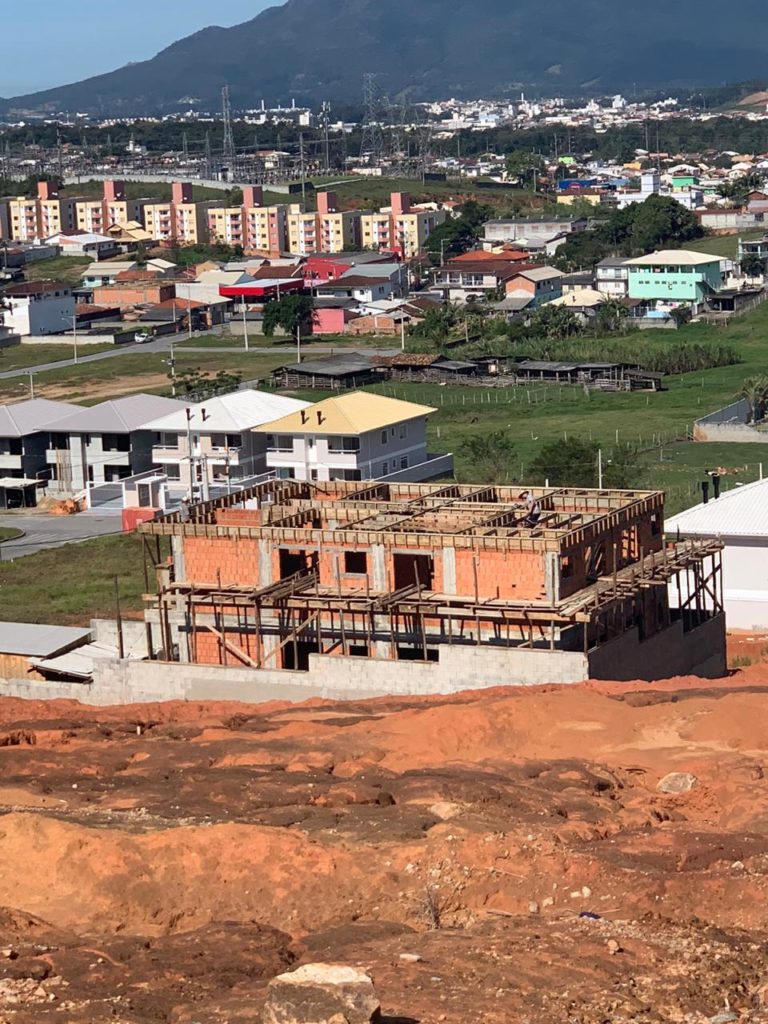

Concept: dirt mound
[[1, 678, 768, 1019]]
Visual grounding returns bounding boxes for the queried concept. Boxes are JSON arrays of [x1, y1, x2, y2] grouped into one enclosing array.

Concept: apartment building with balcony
[[0, 182, 76, 242], [595, 257, 629, 297], [0, 399, 79, 508], [44, 394, 187, 495], [257, 392, 453, 483], [287, 192, 360, 256], [625, 249, 725, 314], [145, 390, 310, 496], [142, 183, 221, 246]]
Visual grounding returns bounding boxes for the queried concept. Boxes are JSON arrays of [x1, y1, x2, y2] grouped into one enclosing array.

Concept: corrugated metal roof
[[0, 622, 91, 657], [626, 249, 722, 266], [31, 641, 141, 679], [666, 477, 768, 538]]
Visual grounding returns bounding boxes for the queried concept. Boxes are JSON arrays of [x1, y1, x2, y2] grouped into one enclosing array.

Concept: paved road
[[0, 338, 383, 381], [0, 512, 123, 559]]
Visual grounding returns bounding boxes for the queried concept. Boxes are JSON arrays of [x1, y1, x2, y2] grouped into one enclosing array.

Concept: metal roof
[[45, 394, 187, 435], [31, 641, 139, 679], [0, 622, 91, 657], [0, 399, 80, 438], [255, 392, 435, 436], [666, 477, 768, 539], [278, 355, 375, 377], [626, 249, 723, 266], [145, 390, 310, 433]]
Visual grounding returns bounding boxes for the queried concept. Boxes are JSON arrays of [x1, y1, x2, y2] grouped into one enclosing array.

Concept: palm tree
[[737, 375, 768, 424]]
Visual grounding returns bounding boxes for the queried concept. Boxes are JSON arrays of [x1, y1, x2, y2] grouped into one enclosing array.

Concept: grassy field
[[0, 533, 152, 625], [685, 231, 766, 259], [23, 255, 91, 285], [281, 299, 768, 513], [0, 527, 22, 544], [0, 349, 284, 404], [0, 342, 114, 371]]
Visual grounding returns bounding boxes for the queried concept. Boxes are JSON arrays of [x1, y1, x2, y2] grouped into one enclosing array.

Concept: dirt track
[[0, 669, 768, 1021]]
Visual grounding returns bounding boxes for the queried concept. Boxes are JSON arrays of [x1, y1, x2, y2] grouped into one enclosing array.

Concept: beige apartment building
[[142, 182, 221, 246], [360, 193, 447, 259], [286, 192, 360, 256]]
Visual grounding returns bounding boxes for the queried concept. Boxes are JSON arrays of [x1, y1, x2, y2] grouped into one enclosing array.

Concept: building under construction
[[139, 479, 726, 694]]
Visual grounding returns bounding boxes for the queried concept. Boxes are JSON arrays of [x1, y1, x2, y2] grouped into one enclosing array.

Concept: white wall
[[4, 292, 75, 337], [722, 537, 768, 630]]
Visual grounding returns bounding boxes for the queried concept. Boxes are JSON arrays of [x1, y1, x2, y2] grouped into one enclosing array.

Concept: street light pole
[[242, 303, 249, 352]]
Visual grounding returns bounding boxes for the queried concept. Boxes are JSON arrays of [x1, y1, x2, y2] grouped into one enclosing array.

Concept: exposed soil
[[1, 662, 768, 1021]]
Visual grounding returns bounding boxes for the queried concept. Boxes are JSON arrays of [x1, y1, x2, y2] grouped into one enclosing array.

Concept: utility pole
[[322, 101, 331, 172], [598, 448, 603, 489], [63, 315, 78, 364], [296, 323, 302, 364], [242, 302, 249, 352], [204, 131, 212, 180]]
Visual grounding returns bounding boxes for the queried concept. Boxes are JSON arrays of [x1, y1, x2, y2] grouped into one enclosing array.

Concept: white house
[[666, 477, 768, 630], [44, 393, 187, 494], [145, 390, 310, 496], [256, 391, 454, 483], [0, 281, 75, 337]]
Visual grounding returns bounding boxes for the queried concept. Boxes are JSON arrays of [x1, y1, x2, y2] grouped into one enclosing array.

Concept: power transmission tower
[[321, 101, 332, 172], [222, 84, 237, 177], [204, 131, 212, 179], [182, 131, 189, 162], [360, 73, 384, 167]]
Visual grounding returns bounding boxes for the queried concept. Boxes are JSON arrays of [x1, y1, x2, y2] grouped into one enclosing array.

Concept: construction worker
[[518, 490, 541, 528]]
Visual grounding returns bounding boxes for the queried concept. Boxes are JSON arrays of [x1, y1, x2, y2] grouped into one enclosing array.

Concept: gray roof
[[278, 354, 376, 377], [45, 394, 188, 435], [0, 621, 91, 657], [0, 399, 80, 438], [596, 257, 628, 268]]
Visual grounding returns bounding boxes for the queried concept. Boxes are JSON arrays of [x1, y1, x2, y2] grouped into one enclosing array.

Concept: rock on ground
[[262, 963, 380, 1024]]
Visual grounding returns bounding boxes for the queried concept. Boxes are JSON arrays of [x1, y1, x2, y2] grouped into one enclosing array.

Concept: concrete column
[[371, 544, 387, 590], [442, 547, 457, 595], [171, 536, 186, 582], [545, 552, 560, 603], [259, 540, 273, 588]]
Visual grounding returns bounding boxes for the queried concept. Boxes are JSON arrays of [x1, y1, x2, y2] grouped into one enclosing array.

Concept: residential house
[[483, 216, 587, 250], [595, 257, 629, 297], [81, 261, 139, 288], [434, 253, 537, 304], [0, 398, 79, 508], [145, 390, 310, 496], [303, 251, 398, 284], [504, 266, 564, 307], [0, 281, 75, 336], [44, 394, 187, 495], [738, 234, 768, 273], [316, 274, 396, 303], [256, 392, 453, 483], [624, 249, 725, 314], [45, 231, 119, 260], [666, 477, 768, 630]]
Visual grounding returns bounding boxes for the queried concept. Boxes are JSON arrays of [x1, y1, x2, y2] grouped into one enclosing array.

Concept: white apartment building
[[256, 392, 453, 483], [145, 390, 310, 495], [0, 281, 75, 337]]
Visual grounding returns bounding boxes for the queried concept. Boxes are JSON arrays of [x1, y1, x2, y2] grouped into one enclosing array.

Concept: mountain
[[3, 0, 768, 115]]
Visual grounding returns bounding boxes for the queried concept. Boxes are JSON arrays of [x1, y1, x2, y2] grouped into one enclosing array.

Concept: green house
[[625, 250, 724, 308]]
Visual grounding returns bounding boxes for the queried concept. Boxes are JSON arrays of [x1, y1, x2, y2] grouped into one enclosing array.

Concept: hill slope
[[3, 0, 768, 114]]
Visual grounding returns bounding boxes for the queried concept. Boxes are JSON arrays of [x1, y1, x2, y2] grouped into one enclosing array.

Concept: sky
[[0, 0, 276, 97]]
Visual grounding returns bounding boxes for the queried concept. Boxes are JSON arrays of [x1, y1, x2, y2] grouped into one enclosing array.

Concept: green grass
[[0, 527, 22, 543], [684, 231, 766, 259], [22, 255, 90, 285], [284, 299, 768, 513], [0, 343, 113, 371], [0, 532, 153, 626], [0, 350, 284, 404]]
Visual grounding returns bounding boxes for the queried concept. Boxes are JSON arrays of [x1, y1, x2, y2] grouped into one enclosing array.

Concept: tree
[[505, 150, 546, 189], [460, 432, 516, 484], [717, 171, 766, 206], [424, 200, 493, 264], [528, 437, 599, 488], [527, 305, 583, 341], [737, 375, 768, 423], [628, 195, 703, 255], [592, 298, 630, 335], [262, 294, 314, 338], [740, 253, 766, 278], [669, 305, 693, 327]]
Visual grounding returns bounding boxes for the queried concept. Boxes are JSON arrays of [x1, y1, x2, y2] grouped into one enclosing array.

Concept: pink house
[[312, 305, 359, 335]]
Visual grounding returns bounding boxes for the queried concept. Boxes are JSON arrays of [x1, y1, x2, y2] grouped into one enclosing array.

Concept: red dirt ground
[[0, 646, 768, 1021]]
